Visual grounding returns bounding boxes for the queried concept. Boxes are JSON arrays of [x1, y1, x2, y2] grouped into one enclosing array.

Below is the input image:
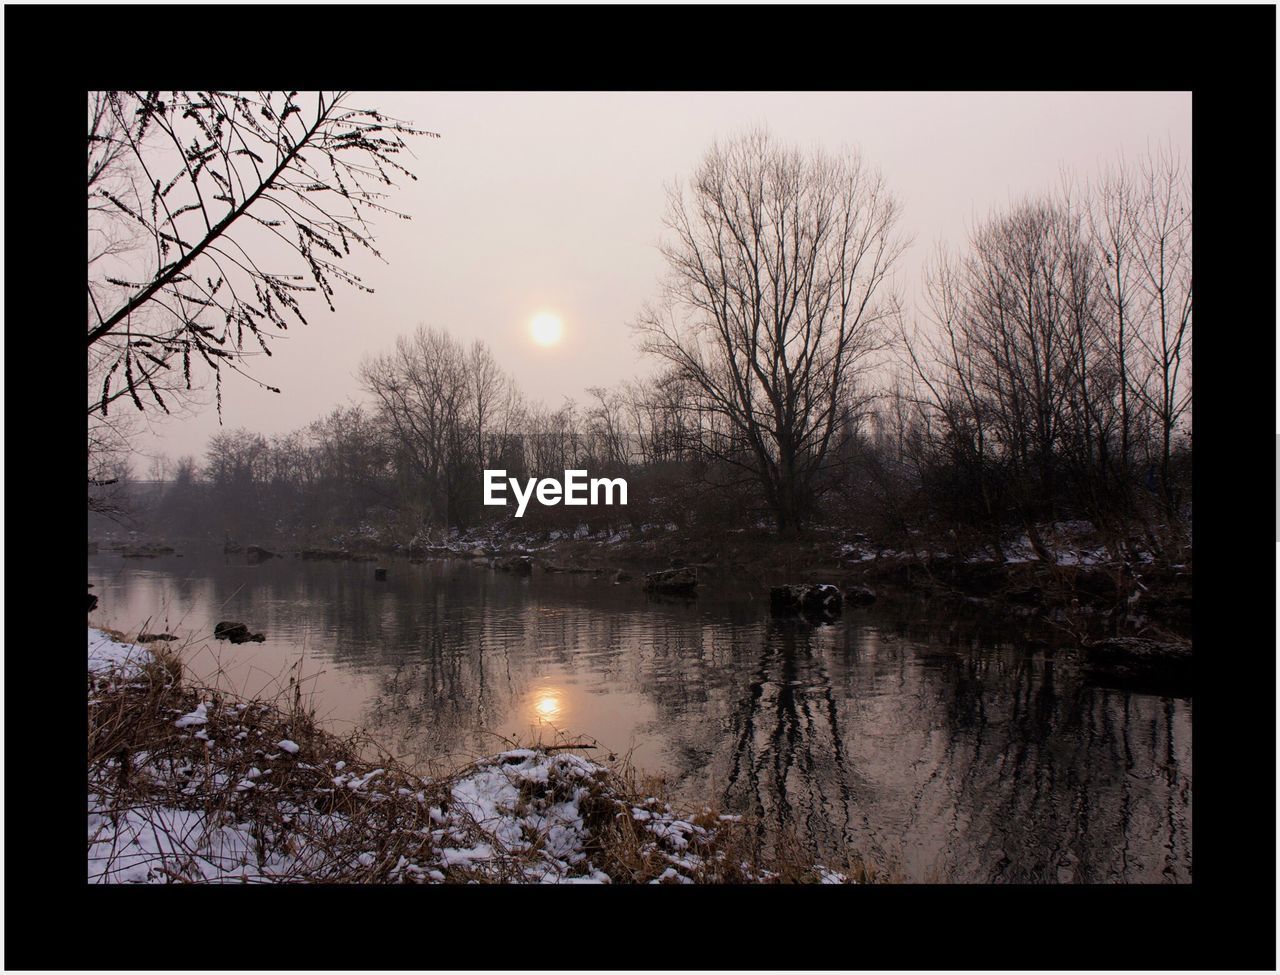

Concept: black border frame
[[6, 4, 1275, 970]]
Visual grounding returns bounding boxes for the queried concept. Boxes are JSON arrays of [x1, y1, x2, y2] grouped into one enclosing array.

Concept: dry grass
[[89, 641, 433, 882], [87, 636, 877, 884]]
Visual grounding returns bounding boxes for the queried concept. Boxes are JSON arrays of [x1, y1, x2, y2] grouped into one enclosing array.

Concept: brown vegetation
[[88, 635, 873, 884]]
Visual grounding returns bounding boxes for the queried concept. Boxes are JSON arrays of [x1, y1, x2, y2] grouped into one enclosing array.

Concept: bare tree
[[1123, 148, 1192, 519], [86, 91, 434, 420], [908, 201, 1103, 552], [465, 341, 509, 470], [87, 409, 139, 519], [88, 92, 142, 276], [360, 326, 475, 527], [902, 148, 1191, 560], [584, 386, 630, 468], [635, 130, 907, 531]]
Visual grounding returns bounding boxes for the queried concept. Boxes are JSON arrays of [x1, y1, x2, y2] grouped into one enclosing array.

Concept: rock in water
[[214, 621, 266, 644], [643, 566, 698, 595], [214, 621, 248, 641], [245, 545, 278, 564], [770, 584, 844, 617]]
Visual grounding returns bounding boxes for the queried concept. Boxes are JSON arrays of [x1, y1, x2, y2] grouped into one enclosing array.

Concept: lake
[[87, 546, 1191, 883]]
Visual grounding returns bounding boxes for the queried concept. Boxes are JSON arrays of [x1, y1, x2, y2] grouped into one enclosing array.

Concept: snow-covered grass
[[87, 629, 858, 884], [88, 628, 155, 678]]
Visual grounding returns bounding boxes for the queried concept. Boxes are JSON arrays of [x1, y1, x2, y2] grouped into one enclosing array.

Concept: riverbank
[[98, 516, 1189, 634], [525, 523, 1189, 630], [87, 628, 860, 884]]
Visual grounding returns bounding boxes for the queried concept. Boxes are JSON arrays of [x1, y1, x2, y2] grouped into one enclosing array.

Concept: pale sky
[[129, 90, 1192, 466]]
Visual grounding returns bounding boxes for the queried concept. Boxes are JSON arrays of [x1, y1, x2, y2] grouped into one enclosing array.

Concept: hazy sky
[[130, 90, 1191, 466]]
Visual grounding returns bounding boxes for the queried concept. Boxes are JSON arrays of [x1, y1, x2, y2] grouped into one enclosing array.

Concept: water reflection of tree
[[630, 608, 1189, 883], [702, 619, 881, 868], [896, 649, 1192, 882], [96, 553, 1191, 883]]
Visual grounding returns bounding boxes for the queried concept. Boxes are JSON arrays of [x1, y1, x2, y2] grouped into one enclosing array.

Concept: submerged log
[[296, 548, 376, 562], [1083, 636, 1191, 684], [121, 544, 176, 558]]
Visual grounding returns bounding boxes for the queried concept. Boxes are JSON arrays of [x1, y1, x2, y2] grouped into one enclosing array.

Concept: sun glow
[[530, 312, 564, 347], [532, 689, 563, 722]]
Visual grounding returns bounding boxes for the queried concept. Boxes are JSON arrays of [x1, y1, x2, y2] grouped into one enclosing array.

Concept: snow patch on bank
[[87, 629, 850, 884], [87, 628, 154, 678]]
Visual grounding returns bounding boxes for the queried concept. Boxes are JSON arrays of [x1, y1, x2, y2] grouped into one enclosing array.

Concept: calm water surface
[[88, 547, 1191, 883]]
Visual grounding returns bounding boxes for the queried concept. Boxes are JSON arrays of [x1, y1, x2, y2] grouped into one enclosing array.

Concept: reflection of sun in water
[[532, 689, 563, 722], [530, 312, 564, 347]]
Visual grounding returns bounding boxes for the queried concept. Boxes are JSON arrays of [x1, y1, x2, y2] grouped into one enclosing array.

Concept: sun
[[530, 312, 564, 347]]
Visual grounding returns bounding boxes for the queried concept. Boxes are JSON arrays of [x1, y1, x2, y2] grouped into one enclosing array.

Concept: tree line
[[95, 130, 1190, 562]]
